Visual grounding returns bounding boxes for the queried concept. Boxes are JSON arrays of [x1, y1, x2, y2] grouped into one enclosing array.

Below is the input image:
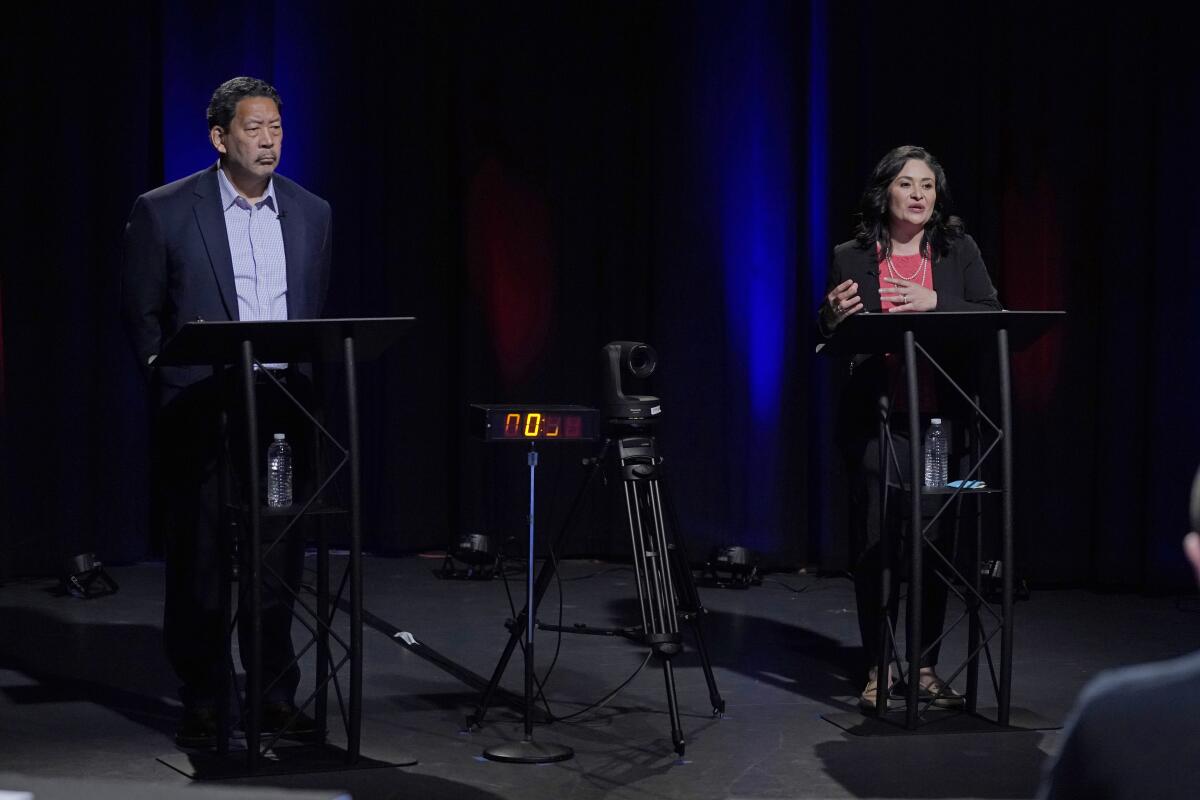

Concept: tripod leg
[[648, 480, 687, 756], [680, 605, 725, 715], [624, 475, 676, 645], [623, 482, 653, 634], [662, 659, 685, 757], [620, 455, 691, 755], [657, 479, 726, 715], [649, 482, 679, 638]]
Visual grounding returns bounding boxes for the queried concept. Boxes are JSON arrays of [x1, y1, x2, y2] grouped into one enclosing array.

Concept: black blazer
[[121, 165, 332, 398], [817, 234, 1003, 449], [818, 233, 1001, 338]]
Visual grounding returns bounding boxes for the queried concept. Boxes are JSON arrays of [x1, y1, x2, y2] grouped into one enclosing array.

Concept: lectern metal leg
[[997, 328, 1014, 726], [315, 503, 330, 745], [216, 371, 232, 756], [241, 340, 262, 771], [343, 335, 362, 763], [966, 399, 983, 715], [903, 330, 922, 730], [875, 395, 891, 716], [311, 360, 331, 745]]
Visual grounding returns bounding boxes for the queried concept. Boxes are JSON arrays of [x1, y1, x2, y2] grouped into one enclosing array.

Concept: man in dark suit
[[121, 76, 331, 747], [1039, 466, 1200, 798]]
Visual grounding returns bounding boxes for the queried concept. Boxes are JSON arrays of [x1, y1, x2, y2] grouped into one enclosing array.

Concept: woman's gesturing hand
[[824, 279, 863, 329], [880, 277, 937, 312]]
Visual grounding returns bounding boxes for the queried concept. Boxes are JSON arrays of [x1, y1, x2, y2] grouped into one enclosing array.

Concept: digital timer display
[[470, 404, 600, 442]]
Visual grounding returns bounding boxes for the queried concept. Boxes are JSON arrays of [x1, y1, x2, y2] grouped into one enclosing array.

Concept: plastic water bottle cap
[[930, 418, 942, 425], [273, 433, 286, 441]]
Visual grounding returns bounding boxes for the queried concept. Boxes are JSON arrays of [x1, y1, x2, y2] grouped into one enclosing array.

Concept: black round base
[[482, 739, 574, 764]]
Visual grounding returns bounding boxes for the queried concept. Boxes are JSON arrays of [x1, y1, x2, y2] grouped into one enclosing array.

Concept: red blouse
[[878, 249, 934, 310], [880, 248, 938, 413]]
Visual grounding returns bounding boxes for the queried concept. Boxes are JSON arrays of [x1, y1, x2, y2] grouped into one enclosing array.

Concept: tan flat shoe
[[893, 671, 966, 708], [859, 666, 901, 712]]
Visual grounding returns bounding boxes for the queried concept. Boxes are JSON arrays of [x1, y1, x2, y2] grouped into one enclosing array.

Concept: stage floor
[[2, 555, 1198, 799]]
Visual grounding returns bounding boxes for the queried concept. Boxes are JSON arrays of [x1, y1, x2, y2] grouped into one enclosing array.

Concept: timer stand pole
[[482, 443, 574, 764], [468, 440, 610, 732], [468, 432, 725, 755]]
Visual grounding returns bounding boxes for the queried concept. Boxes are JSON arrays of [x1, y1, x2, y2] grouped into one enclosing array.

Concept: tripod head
[[601, 341, 661, 426]]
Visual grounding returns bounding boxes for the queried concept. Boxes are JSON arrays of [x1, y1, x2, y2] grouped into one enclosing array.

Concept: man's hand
[[1185, 532, 1200, 587]]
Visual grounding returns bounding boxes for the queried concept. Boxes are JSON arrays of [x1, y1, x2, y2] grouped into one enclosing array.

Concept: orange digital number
[[524, 413, 542, 437], [504, 413, 521, 437], [544, 416, 561, 437]]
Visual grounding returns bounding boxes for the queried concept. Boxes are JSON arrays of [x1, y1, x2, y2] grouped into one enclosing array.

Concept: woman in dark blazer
[[818, 145, 1002, 711]]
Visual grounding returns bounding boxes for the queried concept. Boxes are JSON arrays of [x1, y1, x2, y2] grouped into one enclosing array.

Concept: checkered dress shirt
[[217, 166, 288, 322]]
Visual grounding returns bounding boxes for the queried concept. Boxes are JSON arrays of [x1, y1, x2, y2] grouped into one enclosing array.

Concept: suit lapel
[[848, 247, 883, 312], [929, 249, 956, 299], [275, 178, 309, 320], [192, 168, 239, 320]]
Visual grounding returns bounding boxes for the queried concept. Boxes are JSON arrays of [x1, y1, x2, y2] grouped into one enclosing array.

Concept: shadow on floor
[[814, 732, 1048, 798], [603, 596, 864, 707], [220, 767, 511, 800], [0, 604, 179, 736]]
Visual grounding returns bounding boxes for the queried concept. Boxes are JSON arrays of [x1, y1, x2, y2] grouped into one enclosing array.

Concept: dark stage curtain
[[2, 1, 1198, 592]]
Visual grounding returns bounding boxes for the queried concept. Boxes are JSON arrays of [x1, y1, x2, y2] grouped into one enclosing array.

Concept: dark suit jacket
[[121, 164, 332, 400], [1041, 649, 1200, 799], [818, 233, 1001, 338], [817, 234, 1003, 450]]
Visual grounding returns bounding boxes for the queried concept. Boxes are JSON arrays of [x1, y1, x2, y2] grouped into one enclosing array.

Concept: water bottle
[[267, 433, 293, 507], [923, 418, 948, 488]]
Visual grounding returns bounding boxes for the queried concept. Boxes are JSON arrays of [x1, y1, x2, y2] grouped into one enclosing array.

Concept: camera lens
[[627, 344, 657, 378]]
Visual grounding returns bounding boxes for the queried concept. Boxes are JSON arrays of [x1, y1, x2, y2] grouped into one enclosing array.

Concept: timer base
[[482, 738, 574, 764]]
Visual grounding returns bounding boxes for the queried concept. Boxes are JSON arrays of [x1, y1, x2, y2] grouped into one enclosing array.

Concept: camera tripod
[[468, 427, 726, 757]]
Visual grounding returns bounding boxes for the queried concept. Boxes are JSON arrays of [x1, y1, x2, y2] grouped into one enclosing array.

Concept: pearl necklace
[[885, 246, 928, 285]]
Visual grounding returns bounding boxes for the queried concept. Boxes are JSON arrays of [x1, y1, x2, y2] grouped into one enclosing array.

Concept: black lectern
[[819, 310, 1063, 733], [155, 317, 414, 774]]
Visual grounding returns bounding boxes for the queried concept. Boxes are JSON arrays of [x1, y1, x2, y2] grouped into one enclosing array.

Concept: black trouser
[[155, 368, 313, 711], [851, 429, 958, 673]]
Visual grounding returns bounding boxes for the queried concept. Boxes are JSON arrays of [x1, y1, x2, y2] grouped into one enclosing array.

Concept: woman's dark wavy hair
[[853, 145, 965, 259], [206, 77, 282, 131]]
